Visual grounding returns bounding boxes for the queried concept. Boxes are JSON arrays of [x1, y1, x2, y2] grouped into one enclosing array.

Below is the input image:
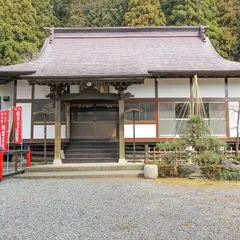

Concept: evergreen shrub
[[219, 171, 240, 181], [201, 165, 224, 179], [199, 150, 222, 165], [233, 156, 240, 162], [157, 164, 178, 178], [145, 163, 178, 177]]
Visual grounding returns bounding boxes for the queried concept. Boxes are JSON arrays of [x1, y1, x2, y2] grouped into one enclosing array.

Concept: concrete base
[[144, 165, 158, 179], [14, 170, 144, 179], [118, 158, 127, 164], [53, 159, 62, 165], [14, 162, 145, 179]]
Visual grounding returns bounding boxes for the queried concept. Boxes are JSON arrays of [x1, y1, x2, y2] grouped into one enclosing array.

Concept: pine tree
[[50, 0, 70, 26], [68, 0, 128, 27], [32, 0, 56, 44], [122, 0, 166, 26], [90, 0, 128, 27], [164, 0, 235, 59], [0, 0, 56, 65], [67, 0, 88, 27], [161, 0, 184, 24], [216, 0, 238, 59], [0, 0, 39, 65]]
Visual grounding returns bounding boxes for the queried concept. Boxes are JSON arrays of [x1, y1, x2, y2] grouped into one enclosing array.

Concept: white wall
[[0, 81, 14, 110], [17, 103, 31, 139], [35, 85, 50, 99], [17, 80, 32, 99], [158, 78, 190, 98], [109, 86, 118, 94], [33, 125, 66, 139], [127, 79, 155, 98], [198, 78, 225, 97], [228, 78, 240, 97], [70, 85, 79, 93], [229, 101, 239, 137], [124, 124, 156, 138]]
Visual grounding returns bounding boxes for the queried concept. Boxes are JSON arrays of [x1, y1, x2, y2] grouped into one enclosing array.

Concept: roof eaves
[[148, 70, 240, 78], [0, 71, 36, 77], [21, 74, 149, 80]]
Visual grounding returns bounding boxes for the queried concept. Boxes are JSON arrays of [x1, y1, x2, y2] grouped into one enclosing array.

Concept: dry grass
[[156, 178, 240, 189]]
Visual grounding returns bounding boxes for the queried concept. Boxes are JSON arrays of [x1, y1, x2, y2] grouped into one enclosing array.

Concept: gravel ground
[[0, 178, 240, 240]]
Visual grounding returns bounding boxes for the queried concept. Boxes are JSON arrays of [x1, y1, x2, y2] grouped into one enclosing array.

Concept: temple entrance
[[70, 103, 119, 139]]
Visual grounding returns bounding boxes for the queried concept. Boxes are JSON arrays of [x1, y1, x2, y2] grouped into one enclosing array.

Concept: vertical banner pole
[[0, 151, 3, 181], [20, 142, 23, 169], [133, 111, 136, 163], [44, 113, 47, 164]]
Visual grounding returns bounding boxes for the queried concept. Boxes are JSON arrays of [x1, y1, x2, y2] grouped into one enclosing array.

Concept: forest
[[0, 0, 239, 65]]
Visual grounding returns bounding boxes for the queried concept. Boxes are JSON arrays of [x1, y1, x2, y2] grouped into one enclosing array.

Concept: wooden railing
[[145, 147, 237, 165]]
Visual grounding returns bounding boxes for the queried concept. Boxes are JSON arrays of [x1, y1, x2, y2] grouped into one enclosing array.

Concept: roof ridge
[[44, 26, 209, 33]]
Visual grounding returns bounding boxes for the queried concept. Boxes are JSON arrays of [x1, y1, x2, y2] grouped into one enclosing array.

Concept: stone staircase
[[63, 139, 119, 163], [13, 163, 144, 179]]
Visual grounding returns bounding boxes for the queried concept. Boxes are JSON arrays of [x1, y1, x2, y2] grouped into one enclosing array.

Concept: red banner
[[0, 110, 9, 152], [12, 106, 22, 144]]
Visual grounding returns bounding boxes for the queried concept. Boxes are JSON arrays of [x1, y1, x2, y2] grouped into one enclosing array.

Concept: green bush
[[201, 165, 224, 179], [156, 164, 178, 178], [199, 150, 222, 165], [156, 140, 185, 151], [160, 152, 175, 164], [233, 156, 240, 162], [219, 171, 240, 181], [145, 163, 178, 177]]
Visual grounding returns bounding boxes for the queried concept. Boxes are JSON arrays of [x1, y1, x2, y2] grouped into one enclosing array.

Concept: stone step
[[65, 147, 118, 151], [14, 170, 144, 179], [26, 163, 144, 172], [64, 146, 119, 152], [62, 158, 118, 163], [71, 139, 119, 143], [65, 145, 119, 150], [65, 153, 118, 157], [64, 157, 119, 161], [63, 139, 119, 163], [69, 141, 118, 145]]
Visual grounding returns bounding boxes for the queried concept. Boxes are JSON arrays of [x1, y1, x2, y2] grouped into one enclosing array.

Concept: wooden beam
[[30, 84, 35, 141], [13, 80, 17, 106]]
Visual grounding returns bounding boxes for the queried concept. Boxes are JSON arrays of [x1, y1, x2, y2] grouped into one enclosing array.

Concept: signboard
[[12, 106, 22, 144], [0, 110, 9, 152]]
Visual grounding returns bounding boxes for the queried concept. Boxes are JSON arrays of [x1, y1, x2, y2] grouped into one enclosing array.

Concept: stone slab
[[13, 170, 144, 179]]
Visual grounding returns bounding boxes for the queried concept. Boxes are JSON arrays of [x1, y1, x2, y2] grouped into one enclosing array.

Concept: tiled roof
[[1, 26, 240, 79]]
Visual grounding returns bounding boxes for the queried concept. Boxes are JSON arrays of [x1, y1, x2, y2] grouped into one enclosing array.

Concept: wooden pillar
[[119, 99, 126, 163], [53, 98, 62, 164], [65, 103, 71, 139]]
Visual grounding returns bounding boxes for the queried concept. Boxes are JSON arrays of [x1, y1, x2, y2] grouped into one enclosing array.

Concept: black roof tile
[[1, 26, 240, 79]]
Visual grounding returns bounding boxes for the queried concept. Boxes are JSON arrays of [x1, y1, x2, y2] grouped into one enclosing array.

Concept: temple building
[[1, 26, 240, 164]]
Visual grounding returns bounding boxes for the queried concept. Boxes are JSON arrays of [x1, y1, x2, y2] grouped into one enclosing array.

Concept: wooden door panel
[[71, 122, 94, 139], [70, 104, 118, 139], [95, 122, 118, 139]]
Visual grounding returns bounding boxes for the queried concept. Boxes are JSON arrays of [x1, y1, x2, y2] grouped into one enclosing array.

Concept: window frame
[[158, 101, 227, 137], [33, 100, 66, 125], [124, 101, 156, 124]]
